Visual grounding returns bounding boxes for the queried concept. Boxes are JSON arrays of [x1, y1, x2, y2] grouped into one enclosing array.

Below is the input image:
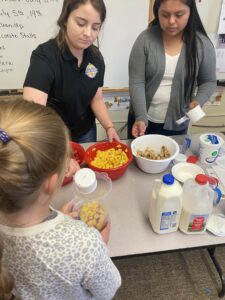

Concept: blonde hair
[[0, 98, 70, 298]]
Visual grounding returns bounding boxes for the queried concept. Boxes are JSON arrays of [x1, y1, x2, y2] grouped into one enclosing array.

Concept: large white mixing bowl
[[131, 134, 179, 174]]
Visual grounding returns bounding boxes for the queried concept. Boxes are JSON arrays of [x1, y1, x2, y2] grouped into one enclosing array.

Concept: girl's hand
[[60, 200, 78, 219], [106, 127, 121, 143], [100, 221, 111, 245], [132, 121, 146, 138], [189, 100, 199, 111], [65, 158, 80, 178]]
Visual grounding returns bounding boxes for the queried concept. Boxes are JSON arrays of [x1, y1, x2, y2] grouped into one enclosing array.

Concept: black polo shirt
[[24, 39, 105, 136]]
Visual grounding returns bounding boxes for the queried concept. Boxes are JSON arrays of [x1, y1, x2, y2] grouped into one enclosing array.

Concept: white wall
[[196, 0, 222, 34]]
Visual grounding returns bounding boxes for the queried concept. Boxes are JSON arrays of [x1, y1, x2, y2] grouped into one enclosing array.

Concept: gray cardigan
[[129, 26, 217, 131]]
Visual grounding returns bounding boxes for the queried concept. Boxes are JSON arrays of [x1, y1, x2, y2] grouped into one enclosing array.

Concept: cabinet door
[[96, 122, 127, 141], [188, 115, 225, 134]]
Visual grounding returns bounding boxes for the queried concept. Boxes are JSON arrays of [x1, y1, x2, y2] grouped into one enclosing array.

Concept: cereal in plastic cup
[[79, 200, 108, 231]]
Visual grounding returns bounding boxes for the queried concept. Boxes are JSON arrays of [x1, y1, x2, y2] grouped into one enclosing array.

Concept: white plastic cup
[[199, 134, 224, 165], [176, 105, 205, 125], [173, 153, 187, 165], [74, 168, 97, 194], [186, 105, 205, 123]]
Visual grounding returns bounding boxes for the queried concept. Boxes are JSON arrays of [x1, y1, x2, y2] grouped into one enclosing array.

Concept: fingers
[[65, 159, 80, 178], [60, 200, 77, 215], [189, 100, 199, 110], [106, 128, 121, 143], [132, 121, 146, 137], [101, 221, 111, 232], [67, 210, 78, 219], [66, 200, 76, 211]]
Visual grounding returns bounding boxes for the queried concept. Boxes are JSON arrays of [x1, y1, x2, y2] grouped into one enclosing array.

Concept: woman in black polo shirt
[[23, 0, 120, 143]]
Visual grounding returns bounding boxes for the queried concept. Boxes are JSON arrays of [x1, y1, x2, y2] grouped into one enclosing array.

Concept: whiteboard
[[0, 0, 149, 90], [99, 0, 149, 88]]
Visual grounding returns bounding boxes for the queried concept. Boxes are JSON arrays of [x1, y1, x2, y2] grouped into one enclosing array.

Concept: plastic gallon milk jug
[[149, 174, 183, 234], [179, 174, 214, 234]]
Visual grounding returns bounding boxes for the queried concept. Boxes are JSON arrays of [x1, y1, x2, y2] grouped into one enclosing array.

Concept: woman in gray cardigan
[[128, 0, 216, 138]]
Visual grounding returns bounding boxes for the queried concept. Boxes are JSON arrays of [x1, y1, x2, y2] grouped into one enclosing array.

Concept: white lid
[[73, 171, 112, 202], [74, 168, 97, 194], [200, 134, 224, 146], [173, 153, 187, 164], [207, 214, 225, 236], [171, 162, 205, 183]]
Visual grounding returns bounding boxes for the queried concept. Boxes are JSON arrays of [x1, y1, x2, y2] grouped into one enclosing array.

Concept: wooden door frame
[[149, 0, 155, 22]]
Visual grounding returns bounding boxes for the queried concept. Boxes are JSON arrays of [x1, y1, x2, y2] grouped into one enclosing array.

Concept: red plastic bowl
[[62, 142, 85, 186], [84, 141, 133, 180]]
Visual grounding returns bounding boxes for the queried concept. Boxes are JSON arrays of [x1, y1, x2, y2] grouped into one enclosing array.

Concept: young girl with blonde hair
[[0, 99, 121, 300]]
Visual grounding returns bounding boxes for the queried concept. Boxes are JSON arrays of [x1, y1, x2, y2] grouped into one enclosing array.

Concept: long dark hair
[[56, 0, 106, 51], [149, 0, 209, 103]]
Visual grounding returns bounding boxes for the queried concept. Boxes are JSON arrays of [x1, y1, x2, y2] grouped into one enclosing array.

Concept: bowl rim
[[69, 141, 85, 164], [85, 141, 133, 171], [62, 142, 85, 186], [130, 134, 179, 162]]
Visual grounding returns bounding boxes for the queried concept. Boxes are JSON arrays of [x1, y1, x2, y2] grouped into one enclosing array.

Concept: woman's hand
[[65, 158, 80, 178], [100, 221, 111, 245], [132, 121, 146, 138], [189, 100, 199, 111], [60, 200, 78, 219], [106, 127, 121, 143]]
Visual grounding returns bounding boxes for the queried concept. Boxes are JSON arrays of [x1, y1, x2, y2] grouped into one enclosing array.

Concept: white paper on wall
[[218, 0, 225, 34], [216, 49, 225, 73]]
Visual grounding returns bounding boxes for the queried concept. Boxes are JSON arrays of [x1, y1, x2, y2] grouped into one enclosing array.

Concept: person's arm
[[129, 33, 148, 125], [189, 100, 199, 110], [191, 37, 217, 109], [90, 88, 120, 142], [60, 200, 78, 219], [82, 235, 121, 300], [131, 121, 147, 138], [100, 221, 110, 245], [23, 45, 54, 106], [23, 87, 48, 106]]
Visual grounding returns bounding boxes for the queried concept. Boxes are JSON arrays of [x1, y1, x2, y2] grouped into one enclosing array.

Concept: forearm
[[90, 89, 114, 130], [193, 81, 216, 106], [129, 83, 148, 124], [23, 87, 48, 106], [194, 37, 217, 106], [129, 35, 148, 124], [86, 249, 121, 300]]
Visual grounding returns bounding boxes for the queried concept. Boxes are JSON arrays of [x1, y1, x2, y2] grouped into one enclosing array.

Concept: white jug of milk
[[149, 174, 183, 234], [179, 174, 214, 234]]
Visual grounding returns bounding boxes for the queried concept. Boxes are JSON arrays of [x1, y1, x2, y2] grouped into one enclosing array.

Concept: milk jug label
[[188, 214, 209, 232], [160, 211, 177, 230]]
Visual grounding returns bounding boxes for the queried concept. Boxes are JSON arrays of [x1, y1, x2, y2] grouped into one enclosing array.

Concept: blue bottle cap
[[213, 187, 222, 206], [163, 174, 174, 185]]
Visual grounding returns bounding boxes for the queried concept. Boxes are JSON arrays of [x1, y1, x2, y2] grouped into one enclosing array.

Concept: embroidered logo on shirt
[[85, 63, 98, 78]]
